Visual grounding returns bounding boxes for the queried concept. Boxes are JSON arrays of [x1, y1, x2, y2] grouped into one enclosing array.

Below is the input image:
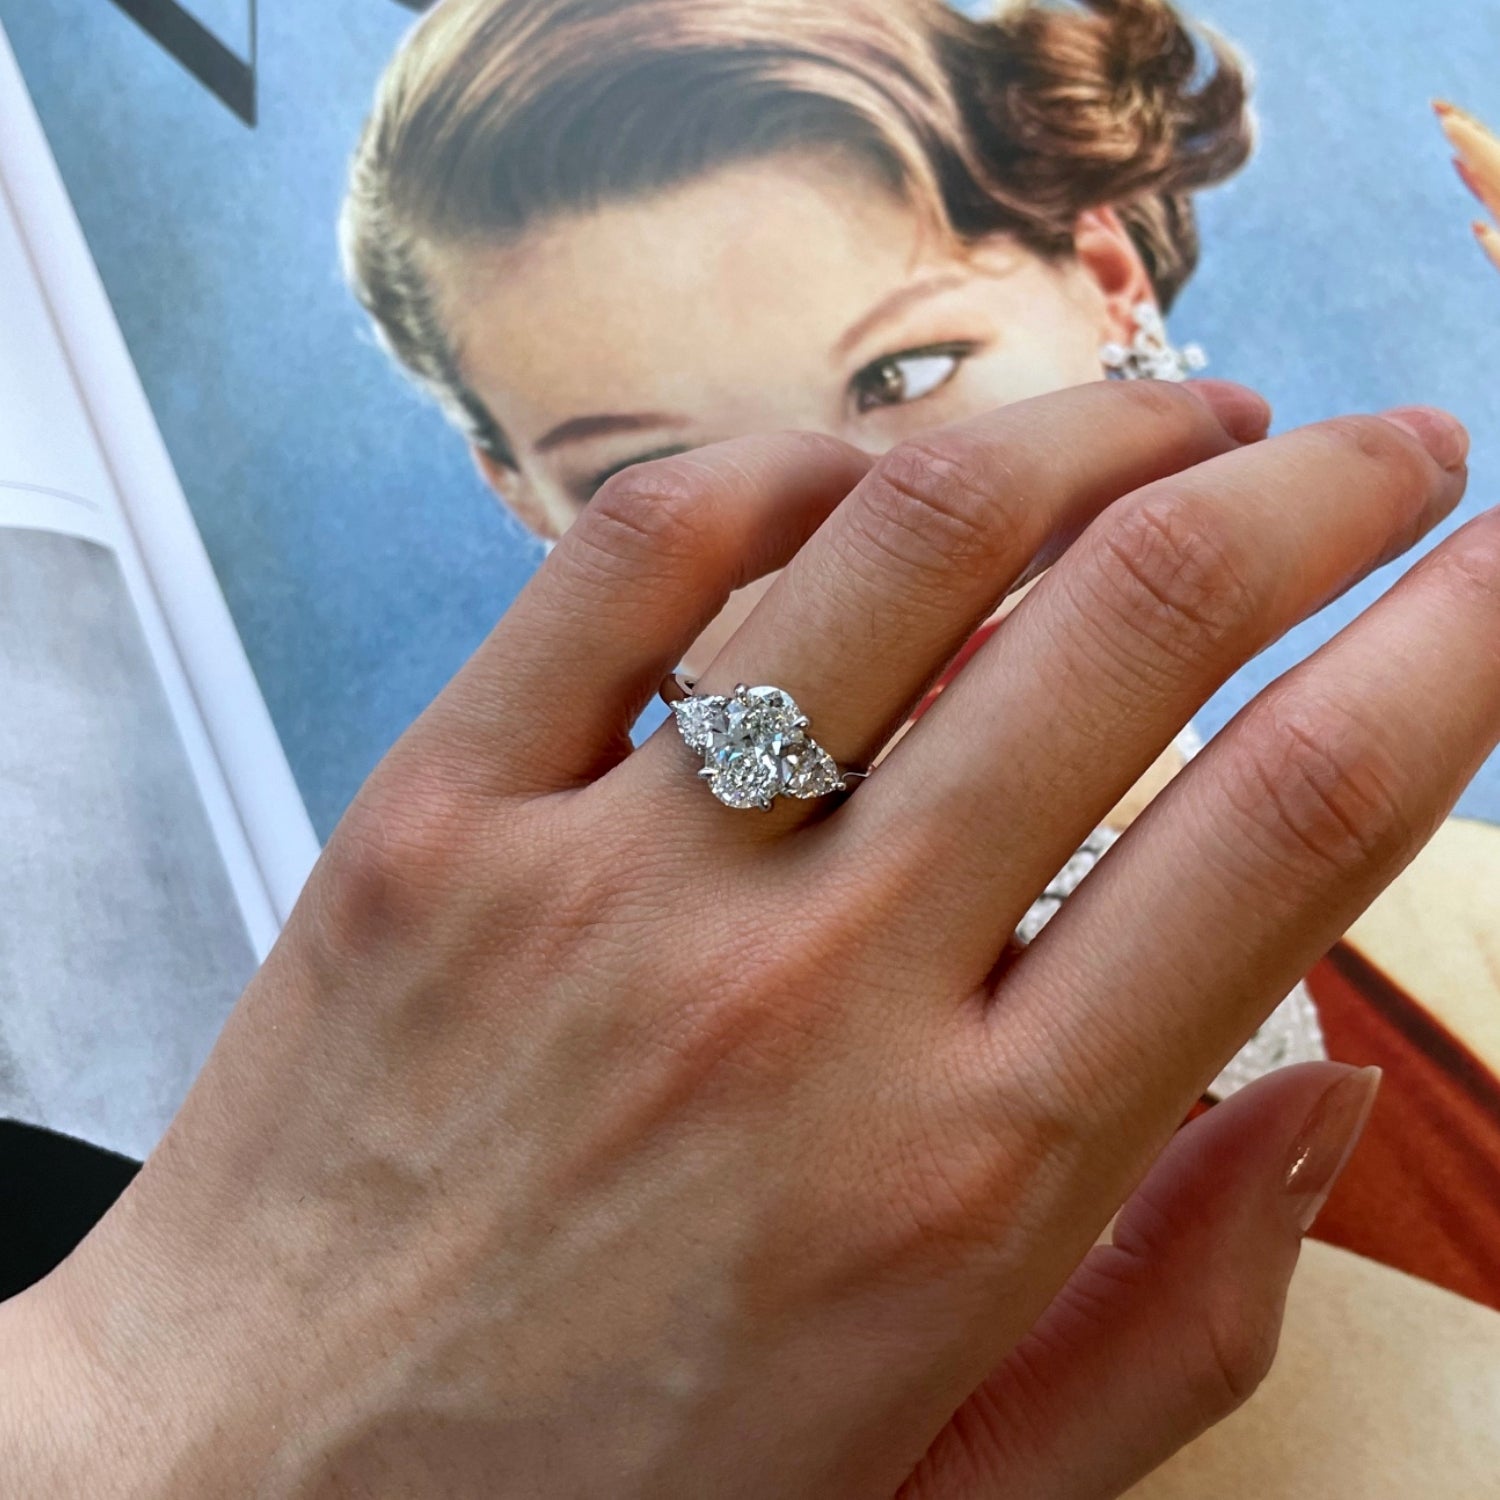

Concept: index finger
[[415, 430, 873, 793]]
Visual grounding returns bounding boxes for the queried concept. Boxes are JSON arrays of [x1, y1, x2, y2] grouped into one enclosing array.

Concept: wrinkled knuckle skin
[[1186, 1282, 1282, 1415], [1434, 517, 1500, 618], [1085, 487, 1260, 668], [1316, 413, 1434, 487], [1223, 702, 1421, 884], [858, 436, 1021, 582], [574, 459, 720, 586]]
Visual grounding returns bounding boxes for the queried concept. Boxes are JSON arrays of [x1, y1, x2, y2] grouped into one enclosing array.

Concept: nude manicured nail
[[1185, 380, 1272, 444], [1284, 1066, 1382, 1233], [1379, 405, 1471, 472], [1476, 220, 1500, 274]]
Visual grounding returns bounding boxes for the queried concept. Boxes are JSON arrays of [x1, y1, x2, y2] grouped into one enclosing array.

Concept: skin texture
[[1, 379, 1497, 1497], [443, 140, 1500, 1050]]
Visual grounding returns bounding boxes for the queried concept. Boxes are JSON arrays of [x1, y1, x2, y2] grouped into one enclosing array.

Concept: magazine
[[1, 0, 1498, 1305]]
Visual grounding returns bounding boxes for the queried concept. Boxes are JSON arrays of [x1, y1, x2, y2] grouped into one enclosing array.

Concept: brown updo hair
[[341, 0, 1252, 467]]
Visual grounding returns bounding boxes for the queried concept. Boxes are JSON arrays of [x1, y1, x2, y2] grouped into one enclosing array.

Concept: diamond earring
[[1100, 301, 1207, 382]]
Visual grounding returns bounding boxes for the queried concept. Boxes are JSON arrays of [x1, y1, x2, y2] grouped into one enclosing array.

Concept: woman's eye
[[851, 344, 972, 413], [583, 445, 691, 500]]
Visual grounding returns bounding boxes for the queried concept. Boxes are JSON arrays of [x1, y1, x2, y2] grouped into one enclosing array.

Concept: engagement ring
[[662, 677, 868, 811]]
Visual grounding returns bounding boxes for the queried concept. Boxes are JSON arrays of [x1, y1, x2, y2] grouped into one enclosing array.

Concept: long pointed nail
[[1284, 1066, 1382, 1233]]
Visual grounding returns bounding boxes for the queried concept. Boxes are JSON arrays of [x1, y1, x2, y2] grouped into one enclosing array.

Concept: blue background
[[3, 0, 1499, 838]]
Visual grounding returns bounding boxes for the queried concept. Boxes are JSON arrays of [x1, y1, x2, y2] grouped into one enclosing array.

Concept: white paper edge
[[0, 23, 320, 949]]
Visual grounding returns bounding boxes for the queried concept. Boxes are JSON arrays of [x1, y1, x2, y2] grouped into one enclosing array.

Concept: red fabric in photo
[[1301, 944, 1500, 1313]]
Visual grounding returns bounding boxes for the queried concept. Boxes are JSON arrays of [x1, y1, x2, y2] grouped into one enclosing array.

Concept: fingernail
[[1186, 379, 1273, 444], [1477, 221, 1500, 273], [1284, 1066, 1381, 1233], [1434, 99, 1486, 131], [1380, 405, 1471, 471]]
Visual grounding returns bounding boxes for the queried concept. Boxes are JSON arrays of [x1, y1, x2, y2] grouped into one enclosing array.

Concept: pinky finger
[[900, 1063, 1379, 1500]]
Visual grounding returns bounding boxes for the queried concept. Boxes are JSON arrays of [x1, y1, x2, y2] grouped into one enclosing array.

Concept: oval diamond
[[673, 684, 850, 810]]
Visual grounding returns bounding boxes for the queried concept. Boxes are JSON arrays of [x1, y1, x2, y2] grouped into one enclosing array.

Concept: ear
[[471, 446, 561, 541], [1070, 206, 1157, 347]]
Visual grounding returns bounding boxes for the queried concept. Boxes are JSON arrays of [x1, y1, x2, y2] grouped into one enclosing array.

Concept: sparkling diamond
[[677, 684, 846, 810], [783, 743, 843, 798], [672, 694, 729, 752], [707, 758, 777, 810]]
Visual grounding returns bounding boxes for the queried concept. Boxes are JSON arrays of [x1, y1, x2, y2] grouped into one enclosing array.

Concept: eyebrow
[[831, 272, 969, 361], [534, 411, 687, 454]]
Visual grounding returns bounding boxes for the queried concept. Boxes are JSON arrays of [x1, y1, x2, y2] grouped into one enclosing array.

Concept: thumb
[[901, 1061, 1381, 1500]]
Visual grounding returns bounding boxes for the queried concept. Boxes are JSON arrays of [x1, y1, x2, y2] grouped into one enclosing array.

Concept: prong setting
[[669, 682, 864, 810]]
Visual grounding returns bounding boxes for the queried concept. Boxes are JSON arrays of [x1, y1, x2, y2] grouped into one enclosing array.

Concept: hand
[[5, 380, 1494, 1498], [1437, 98, 1500, 273]]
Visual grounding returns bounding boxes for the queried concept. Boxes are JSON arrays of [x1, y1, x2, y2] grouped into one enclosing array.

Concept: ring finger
[[626, 379, 1265, 822]]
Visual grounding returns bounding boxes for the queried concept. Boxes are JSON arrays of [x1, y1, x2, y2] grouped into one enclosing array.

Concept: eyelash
[[849, 341, 978, 414], [584, 446, 691, 499], [576, 341, 978, 497]]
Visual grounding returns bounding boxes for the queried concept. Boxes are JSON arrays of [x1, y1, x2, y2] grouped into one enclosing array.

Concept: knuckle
[[1187, 1283, 1281, 1413], [312, 766, 486, 957], [1431, 513, 1500, 615], [1085, 487, 1260, 666], [1112, 374, 1209, 428], [1224, 700, 1420, 882], [578, 458, 718, 581], [858, 436, 1022, 581], [1314, 414, 1433, 493]]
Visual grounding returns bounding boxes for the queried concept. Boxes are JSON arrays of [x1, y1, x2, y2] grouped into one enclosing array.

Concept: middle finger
[[630, 379, 1265, 822], [858, 405, 1468, 981]]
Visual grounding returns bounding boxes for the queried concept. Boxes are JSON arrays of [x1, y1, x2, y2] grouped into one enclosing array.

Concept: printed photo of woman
[[341, 1, 1500, 1490]]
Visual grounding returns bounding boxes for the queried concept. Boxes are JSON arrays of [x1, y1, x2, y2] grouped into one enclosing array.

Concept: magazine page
[[0, 25, 319, 927], [0, 167, 261, 1159], [0, 1, 1495, 844], [2, 0, 1498, 1334]]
